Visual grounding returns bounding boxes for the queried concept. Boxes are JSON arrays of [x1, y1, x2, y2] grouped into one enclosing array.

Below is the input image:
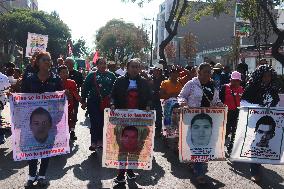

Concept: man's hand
[[146, 106, 151, 112], [81, 101, 87, 110], [110, 105, 115, 111]]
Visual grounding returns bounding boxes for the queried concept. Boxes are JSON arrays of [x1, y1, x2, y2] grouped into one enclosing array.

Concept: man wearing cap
[[212, 63, 224, 90], [219, 71, 244, 154]]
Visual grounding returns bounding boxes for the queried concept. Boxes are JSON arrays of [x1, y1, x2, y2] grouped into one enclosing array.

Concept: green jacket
[[81, 71, 116, 102]]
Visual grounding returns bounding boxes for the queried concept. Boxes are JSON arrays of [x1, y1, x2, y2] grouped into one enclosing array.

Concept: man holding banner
[[110, 58, 152, 184], [231, 65, 280, 183]]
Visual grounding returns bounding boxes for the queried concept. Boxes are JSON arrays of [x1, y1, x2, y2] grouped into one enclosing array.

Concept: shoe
[[24, 179, 36, 188], [70, 131, 77, 141], [37, 178, 49, 187], [251, 175, 261, 182], [196, 176, 207, 185], [114, 175, 126, 184], [89, 145, 97, 152], [126, 170, 136, 180]]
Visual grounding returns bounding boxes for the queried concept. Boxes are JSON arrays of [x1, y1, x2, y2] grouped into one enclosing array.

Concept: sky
[[37, 0, 164, 49]]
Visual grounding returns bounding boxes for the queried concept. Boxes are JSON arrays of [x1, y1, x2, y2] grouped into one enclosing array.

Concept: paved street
[[1, 108, 284, 189]]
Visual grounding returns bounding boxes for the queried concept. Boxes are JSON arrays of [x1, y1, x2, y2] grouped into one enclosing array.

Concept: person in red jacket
[[58, 65, 86, 140], [219, 71, 244, 154]]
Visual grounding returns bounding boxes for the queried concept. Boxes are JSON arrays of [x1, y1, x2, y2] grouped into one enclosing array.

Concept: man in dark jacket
[[110, 58, 152, 184]]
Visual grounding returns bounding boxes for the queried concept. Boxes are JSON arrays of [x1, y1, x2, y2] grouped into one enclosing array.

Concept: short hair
[[198, 63, 211, 72], [191, 113, 213, 127], [127, 58, 141, 68], [58, 65, 68, 74], [30, 107, 52, 126], [57, 57, 64, 63], [65, 57, 75, 64], [96, 57, 106, 65], [14, 68, 22, 75], [34, 52, 51, 72], [121, 126, 138, 137], [255, 115, 276, 135]]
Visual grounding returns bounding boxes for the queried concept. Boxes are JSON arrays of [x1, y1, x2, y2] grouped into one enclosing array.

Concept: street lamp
[[144, 18, 161, 67], [176, 36, 184, 65]]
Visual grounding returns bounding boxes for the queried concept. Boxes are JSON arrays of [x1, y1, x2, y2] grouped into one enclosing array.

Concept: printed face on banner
[[188, 114, 213, 147], [29, 107, 53, 144], [162, 98, 179, 138], [10, 92, 69, 161], [239, 110, 283, 160], [103, 109, 155, 170], [180, 108, 227, 163]]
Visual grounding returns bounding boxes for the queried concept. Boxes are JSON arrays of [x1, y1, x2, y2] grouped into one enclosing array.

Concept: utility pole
[[150, 23, 153, 67]]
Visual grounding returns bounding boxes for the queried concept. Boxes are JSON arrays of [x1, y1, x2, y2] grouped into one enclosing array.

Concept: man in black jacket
[[110, 58, 152, 184]]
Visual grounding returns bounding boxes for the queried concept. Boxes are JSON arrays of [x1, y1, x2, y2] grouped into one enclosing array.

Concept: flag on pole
[[85, 59, 91, 71], [93, 50, 99, 65]]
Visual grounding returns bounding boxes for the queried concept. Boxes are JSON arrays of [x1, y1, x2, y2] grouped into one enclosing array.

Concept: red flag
[[93, 50, 99, 65], [85, 60, 91, 71]]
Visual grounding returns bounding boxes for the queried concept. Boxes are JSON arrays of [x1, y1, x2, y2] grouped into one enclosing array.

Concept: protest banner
[[0, 102, 11, 128], [179, 107, 227, 163], [25, 32, 48, 57], [230, 107, 284, 164], [102, 109, 155, 170], [162, 98, 179, 138], [10, 91, 70, 161]]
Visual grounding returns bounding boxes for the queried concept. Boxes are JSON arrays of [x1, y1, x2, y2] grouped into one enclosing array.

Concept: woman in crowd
[[219, 71, 243, 154], [81, 58, 116, 151], [21, 52, 63, 188], [241, 65, 280, 182], [178, 63, 223, 184], [111, 58, 152, 184], [160, 66, 183, 100]]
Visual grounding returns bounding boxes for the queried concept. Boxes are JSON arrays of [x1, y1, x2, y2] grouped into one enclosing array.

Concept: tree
[[182, 32, 198, 64], [165, 42, 176, 63], [72, 38, 89, 58], [95, 19, 150, 63], [240, 0, 284, 66], [123, 0, 232, 65], [0, 9, 71, 62]]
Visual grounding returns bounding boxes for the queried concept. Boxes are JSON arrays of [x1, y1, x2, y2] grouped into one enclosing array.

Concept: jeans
[[226, 109, 239, 152], [28, 158, 50, 177], [193, 162, 207, 177], [153, 100, 162, 134], [87, 98, 104, 144], [74, 100, 79, 122], [0, 128, 5, 143], [250, 163, 261, 176]]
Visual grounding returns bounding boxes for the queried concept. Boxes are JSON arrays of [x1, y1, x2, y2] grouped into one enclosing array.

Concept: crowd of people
[[0, 51, 282, 187]]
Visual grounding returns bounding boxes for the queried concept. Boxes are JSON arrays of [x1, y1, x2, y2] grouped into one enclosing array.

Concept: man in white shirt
[[115, 62, 126, 76], [0, 71, 11, 144]]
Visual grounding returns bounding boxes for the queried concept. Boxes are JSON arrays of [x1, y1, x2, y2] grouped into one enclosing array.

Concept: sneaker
[[24, 179, 36, 188], [70, 131, 77, 141], [196, 176, 207, 185], [89, 145, 97, 152], [114, 175, 126, 184], [251, 175, 261, 182], [126, 170, 136, 180], [37, 178, 49, 187]]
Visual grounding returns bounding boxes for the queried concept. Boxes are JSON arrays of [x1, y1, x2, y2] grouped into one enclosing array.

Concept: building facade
[[0, 0, 38, 14], [155, 0, 284, 75]]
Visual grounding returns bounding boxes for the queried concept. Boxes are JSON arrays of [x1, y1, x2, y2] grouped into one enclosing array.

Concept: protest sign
[[162, 98, 179, 138], [25, 32, 48, 57], [102, 109, 155, 170], [10, 91, 70, 161], [0, 102, 11, 128], [179, 107, 227, 163], [230, 107, 284, 164]]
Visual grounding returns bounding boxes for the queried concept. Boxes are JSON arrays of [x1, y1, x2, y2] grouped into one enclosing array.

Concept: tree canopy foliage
[[95, 19, 150, 62], [72, 38, 90, 58], [0, 9, 71, 60]]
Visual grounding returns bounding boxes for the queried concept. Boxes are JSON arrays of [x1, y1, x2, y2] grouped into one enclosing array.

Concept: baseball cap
[[231, 71, 242, 81]]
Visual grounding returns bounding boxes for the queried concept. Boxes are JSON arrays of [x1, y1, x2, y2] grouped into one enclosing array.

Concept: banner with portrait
[[179, 107, 227, 162], [162, 98, 179, 138], [10, 91, 70, 161], [25, 32, 48, 57], [102, 109, 155, 170], [230, 107, 284, 164]]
